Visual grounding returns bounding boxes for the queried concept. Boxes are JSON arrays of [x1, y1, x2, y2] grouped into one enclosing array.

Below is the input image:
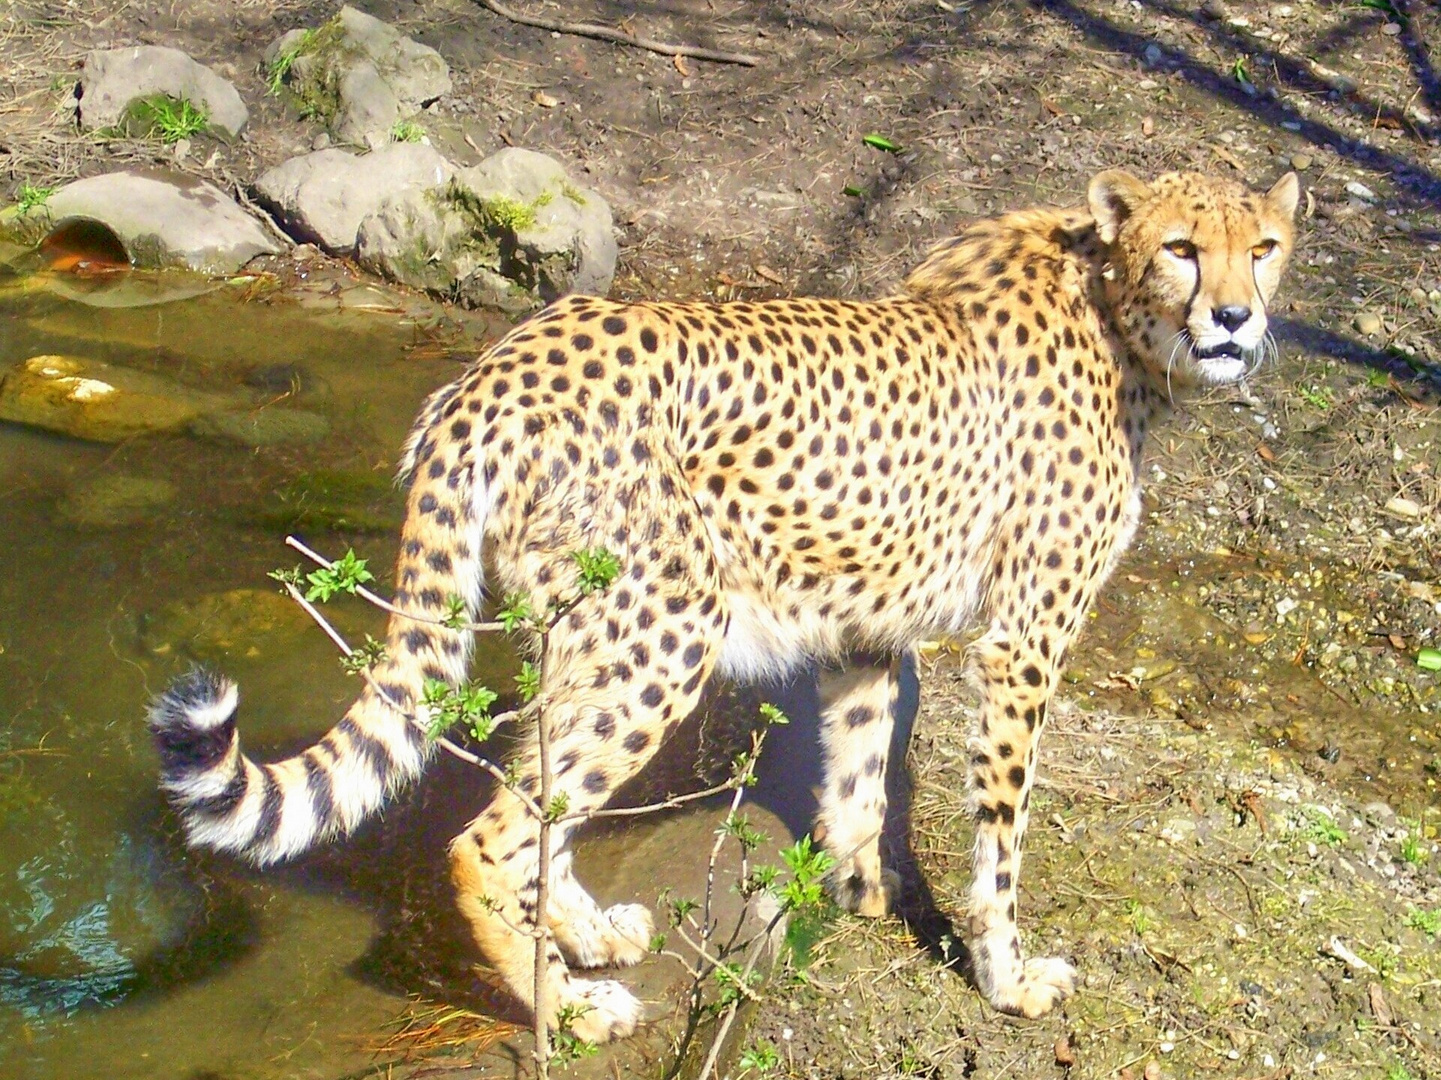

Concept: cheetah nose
[[1213, 305, 1252, 333]]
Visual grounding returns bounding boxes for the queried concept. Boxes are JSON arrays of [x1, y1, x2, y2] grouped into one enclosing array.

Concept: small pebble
[[1354, 311, 1383, 335], [1290, 152, 1312, 170], [1382, 22, 1402, 35]]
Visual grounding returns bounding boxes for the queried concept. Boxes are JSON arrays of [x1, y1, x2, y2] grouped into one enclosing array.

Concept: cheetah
[[150, 167, 1299, 1041]]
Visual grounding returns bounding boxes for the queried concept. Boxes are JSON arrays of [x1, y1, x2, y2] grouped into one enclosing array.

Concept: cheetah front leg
[[816, 651, 908, 917], [964, 623, 1079, 1018]]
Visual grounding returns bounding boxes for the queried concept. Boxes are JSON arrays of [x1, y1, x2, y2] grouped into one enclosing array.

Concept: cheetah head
[[1089, 169, 1299, 389]]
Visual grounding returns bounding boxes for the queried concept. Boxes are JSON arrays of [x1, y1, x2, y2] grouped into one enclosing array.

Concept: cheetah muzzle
[[150, 167, 1299, 1038]]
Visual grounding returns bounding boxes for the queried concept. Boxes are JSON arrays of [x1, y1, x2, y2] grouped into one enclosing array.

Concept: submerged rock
[[191, 407, 331, 447], [57, 474, 177, 528], [357, 147, 616, 312], [78, 45, 249, 138], [0, 354, 229, 442], [265, 6, 451, 148], [4, 170, 284, 273], [145, 588, 318, 664], [254, 143, 453, 253]]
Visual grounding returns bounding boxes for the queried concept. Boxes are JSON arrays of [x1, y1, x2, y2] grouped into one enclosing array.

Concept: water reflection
[[0, 265, 498, 1078]]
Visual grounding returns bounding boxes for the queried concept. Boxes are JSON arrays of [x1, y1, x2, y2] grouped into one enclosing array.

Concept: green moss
[[560, 181, 587, 206], [268, 17, 352, 128], [448, 186, 552, 232]]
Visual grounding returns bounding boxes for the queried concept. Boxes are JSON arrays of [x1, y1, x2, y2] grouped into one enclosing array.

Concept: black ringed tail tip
[[148, 667, 240, 780]]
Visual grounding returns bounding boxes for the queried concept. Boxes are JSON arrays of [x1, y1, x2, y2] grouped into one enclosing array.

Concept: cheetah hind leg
[[816, 652, 907, 918]]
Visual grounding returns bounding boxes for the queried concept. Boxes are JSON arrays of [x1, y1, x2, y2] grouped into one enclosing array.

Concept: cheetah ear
[[1087, 170, 1151, 245], [1266, 171, 1300, 219]]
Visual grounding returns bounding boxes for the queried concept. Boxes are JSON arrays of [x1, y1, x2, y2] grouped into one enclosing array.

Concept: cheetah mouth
[[1192, 342, 1245, 361]]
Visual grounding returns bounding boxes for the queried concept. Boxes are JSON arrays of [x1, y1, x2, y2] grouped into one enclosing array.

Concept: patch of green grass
[[1385, 1062, 1416, 1080], [390, 119, 424, 143], [737, 1041, 780, 1075], [126, 94, 209, 143], [266, 28, 316, 95], [1123, 898, 1155, 935], [1300, 806, 1346, 846], [1406, 908, 1441, 938], [1297, 382, 1335, 410], [1399, 835, 1429, 867], [13, 183, 54, 214]]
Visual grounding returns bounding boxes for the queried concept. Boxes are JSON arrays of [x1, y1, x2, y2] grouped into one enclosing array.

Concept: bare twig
[[533, 645, 555, 1074], [286, 534, 506, 634], [473, 0, 760, 66], [558, 776, 744, 823]]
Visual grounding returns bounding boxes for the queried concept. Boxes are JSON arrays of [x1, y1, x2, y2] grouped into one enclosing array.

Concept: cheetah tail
[[149, 384, 490, 866], [146, 652, 438, 866]]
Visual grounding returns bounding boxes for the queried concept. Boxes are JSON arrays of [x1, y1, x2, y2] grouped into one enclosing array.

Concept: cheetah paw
[[601, 903, 654, 967], [831, 867, 901, 918], [990, 956, 1077, 1018], [557, 978, 644, 1043]]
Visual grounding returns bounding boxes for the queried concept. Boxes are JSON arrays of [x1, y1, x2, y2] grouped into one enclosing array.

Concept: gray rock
[[357, 147, 616, 311], [254, 144, 453, 253], [78, 45, 248, 138], [266, 6, 450, 147], [30, 169, 283, 274]]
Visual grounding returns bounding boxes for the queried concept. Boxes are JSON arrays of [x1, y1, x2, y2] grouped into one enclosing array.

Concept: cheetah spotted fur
[[150, 168, 1299, 1041]]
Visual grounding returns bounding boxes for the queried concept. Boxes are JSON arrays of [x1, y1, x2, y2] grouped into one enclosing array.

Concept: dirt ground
[[4, 0, 1441, 1077]]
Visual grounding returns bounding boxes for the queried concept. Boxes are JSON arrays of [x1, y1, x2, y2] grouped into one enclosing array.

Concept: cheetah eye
[[1251, 239, 1279, 259], [1163, 239, 1196, 260]]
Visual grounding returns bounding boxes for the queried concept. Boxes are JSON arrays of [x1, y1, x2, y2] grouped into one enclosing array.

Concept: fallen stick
[[474, 0, 760, 66]]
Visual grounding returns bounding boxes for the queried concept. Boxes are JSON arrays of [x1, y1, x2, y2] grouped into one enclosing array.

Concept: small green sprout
[[390, 119, 425, 143], [738, 1041, 780, 1074], [550, 1004, 599, 1065], [776, 835, 835, 911], [1406, 907, 1441, 937], [341, 635, 387, 674], [303, 549, 375, 602], [722, 812, 767, 853], [516, 660, 541, 702], [1399, 835, 1429, 867], [422, 679, 499, 740], [571, 548, 620, 594], [544, 791, 570, 822], [442, 594, 469, 629], [14, 183, 54, 214], [1300, 806, 1346, 846], [498, 592, 535, 632]]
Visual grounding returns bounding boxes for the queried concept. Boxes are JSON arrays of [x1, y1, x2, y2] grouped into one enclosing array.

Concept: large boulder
[[357, 148, 616, 312], [254, 143, 453, 254], [7, 170, 284, 274], [78, 46, 249, 138], [265, 7, 451, 148]]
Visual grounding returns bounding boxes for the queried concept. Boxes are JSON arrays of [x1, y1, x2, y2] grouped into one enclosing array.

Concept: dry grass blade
[[369, 999, 524, 1060]]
